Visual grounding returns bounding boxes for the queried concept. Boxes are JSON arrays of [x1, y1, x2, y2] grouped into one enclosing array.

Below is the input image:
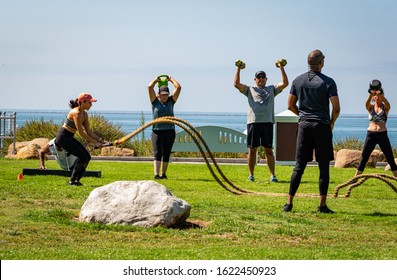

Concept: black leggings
[[152, 129, 176, 162], [289, 160, 330, 196], [357, 131, 397, 172], [56, 127, 91, 182]]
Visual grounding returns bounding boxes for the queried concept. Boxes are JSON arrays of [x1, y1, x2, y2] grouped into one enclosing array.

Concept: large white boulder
[[79, 180, 191, 227]]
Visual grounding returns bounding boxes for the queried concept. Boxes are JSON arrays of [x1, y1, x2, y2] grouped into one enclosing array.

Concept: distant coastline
[[2, 109, 397, 147]]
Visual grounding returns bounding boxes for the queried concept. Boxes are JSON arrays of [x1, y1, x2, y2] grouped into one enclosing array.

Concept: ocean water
[[2, 109, 397, 147]]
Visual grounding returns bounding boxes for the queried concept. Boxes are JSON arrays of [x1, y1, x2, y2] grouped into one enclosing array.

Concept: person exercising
[[39, 138, 78, 171], [148, 76, 181, 179], [355, 79, 397, 177]]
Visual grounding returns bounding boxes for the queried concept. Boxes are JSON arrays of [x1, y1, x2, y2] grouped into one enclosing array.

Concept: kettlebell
[[368, 79, 382, 93], [157, 75, 169, 88]]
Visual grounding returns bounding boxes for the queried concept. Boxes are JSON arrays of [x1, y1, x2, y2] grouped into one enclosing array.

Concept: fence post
[[12, 112, 17, 154], [0, 112, 17, 154]]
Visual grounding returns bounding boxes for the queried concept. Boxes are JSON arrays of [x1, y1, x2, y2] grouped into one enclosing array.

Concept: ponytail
[[69, 99, 79, 108]]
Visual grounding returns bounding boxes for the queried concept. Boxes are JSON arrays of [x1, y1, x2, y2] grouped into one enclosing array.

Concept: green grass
[[1, 158, 397, 260]]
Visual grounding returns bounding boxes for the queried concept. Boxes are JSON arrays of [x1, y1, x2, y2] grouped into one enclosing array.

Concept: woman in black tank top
[[56, 92, 106, 186]]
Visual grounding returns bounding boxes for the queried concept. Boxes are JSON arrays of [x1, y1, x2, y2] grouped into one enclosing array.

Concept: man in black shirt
[[284, 49, 340, 213]]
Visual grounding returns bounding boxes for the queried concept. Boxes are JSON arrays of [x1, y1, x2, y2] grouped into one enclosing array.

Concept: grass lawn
[[1, 158, 397, 260]]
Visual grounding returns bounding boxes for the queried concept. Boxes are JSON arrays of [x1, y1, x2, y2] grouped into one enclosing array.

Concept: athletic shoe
[[160, 174, 167, 179], [154, 175, 161, 179], [68, 181, 83, 186], [270, 175, 279, 182], [317, 205, 335, 214], [247, 175, 255, 182], [283, 203, 293, 212]]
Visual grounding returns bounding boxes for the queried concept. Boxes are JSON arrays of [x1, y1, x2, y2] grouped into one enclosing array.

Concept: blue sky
[[1, 0, 397, 114]]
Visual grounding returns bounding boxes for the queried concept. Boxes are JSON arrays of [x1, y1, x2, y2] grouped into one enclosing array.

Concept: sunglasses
[[83, 100, 92, 104], [256, 75, 266, 79]]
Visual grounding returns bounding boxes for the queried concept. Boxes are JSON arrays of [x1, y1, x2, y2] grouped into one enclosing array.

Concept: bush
[[0, 114, 135, 156], [15, 118, 60, 141], [128, 112, 153, 157], [333, 136, 397, 158], [0, 118, 61, 155], [131, 138, 153, 157], [77, 114, 134, 155], [333, 137, 363, 152]]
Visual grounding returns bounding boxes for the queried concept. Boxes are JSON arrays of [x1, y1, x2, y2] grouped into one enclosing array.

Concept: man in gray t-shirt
[[234, 61, 288, 183]]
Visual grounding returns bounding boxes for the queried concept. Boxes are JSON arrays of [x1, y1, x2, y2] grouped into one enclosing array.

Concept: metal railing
[[0, 112, 17, 154]]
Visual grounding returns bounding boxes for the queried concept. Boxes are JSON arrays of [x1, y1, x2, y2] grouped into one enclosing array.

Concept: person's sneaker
[[247, 175, 255, 182], [317, 205, 335, 214], [68, 181, 83, 186], [154, 175, 161, 179], [283, 203, 293, 212], [270, 175, 279, 182], [160, 174, 167, 179]]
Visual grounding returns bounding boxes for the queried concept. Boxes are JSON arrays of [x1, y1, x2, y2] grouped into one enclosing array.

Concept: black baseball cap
[[255, 71, 267, 78], [159, 86, 170, 95]]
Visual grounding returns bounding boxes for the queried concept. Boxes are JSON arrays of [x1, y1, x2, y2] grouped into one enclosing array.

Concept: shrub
[[1, 114, 135, 156], [333, 136, 397, 157], [129, 112, 153, 157], [15, 118, 60, 141], [131, 138, 153, 157], [76, 114, 134, 155], [333, 137, 363, 152]]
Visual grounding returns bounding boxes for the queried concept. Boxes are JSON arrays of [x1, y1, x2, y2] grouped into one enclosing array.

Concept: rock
[[79, 180, 191, 227], [16, 143, 41, 159], [377, 151, 386, 162], [334, 149, 378, 168], [100, 146, 134, 157], [385, 158, 397, 171], [8, 138, 49, 158]]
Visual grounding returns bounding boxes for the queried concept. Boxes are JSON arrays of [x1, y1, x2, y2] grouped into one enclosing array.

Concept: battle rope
[[333, 173, 397, 198], [103, 116, 285, 196], [105, 116, 397, 198]]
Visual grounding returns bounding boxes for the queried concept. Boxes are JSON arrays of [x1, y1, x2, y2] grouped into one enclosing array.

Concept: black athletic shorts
[[246, 122, 273, 149], [295, 121, 334, 162]]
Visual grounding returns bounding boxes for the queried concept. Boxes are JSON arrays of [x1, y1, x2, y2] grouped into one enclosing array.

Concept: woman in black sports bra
[[355, 80, 397, 177], [55, 92, 106, 186]]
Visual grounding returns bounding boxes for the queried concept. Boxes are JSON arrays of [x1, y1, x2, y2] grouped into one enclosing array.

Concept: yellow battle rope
[[333, 173, 397, 198]]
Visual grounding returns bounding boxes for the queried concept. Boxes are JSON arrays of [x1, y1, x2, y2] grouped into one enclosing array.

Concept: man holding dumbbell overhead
[[234, 59, 289, 183]]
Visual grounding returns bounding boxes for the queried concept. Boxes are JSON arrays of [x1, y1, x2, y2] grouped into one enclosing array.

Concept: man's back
[[290, 71, 337, 124]]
